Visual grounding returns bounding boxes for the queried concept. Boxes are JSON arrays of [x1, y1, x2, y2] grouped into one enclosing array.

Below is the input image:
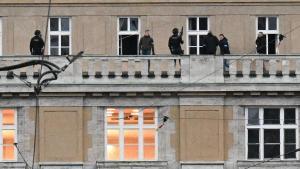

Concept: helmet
[[34, 30, 41, 36], [172, 28, 179, 34]]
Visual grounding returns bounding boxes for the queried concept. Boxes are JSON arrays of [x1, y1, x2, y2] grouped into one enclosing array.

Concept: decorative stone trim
[[0, 162, 26, 169]]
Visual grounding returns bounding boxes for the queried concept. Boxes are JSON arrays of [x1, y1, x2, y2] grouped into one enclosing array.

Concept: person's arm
[[138, 38, 142, 55], [151, 38, 155, 55], [30, 38, 34, 54], [168, 37, 172, 53]]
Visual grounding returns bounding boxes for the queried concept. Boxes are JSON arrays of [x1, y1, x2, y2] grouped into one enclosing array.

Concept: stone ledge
[[0, 162, 26, 168], [237, 160, 300, 168], [96, 161, 168, 168]]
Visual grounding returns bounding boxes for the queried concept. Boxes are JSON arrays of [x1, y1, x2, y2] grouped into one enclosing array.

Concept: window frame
[[117, 17, 140, 56], [105, 107, 158, 161], [0, 109, 17, 162], [245, 107, 299, 160], [256, 16, 279, 55], [48, 17, 72, 55], [186, 16, 210, 55]]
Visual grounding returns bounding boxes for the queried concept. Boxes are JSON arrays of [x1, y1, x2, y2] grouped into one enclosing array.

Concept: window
[[118, 17, 140, 55], [0, 109, 17, 161], [256, 17, 279, 54], [49, 17, 71, 55], [105, 108, 157, 161], [246, 107, 298, 160], [187, 17, 209, 55]]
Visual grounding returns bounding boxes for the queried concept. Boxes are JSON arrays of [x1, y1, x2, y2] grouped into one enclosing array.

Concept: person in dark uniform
[[203, 31, 219, 55], [218, 34, 231, 71], [168, 28, 184, 55], [30, 30, 45, 55], [256, 32, 266, 54]]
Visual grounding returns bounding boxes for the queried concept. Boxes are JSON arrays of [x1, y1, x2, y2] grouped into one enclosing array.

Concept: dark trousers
[[141, 49, 151, 72]]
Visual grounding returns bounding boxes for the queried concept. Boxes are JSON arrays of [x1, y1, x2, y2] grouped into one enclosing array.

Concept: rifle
[[179, 26, 183, 38]]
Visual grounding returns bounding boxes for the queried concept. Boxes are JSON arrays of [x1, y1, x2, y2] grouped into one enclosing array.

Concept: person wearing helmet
[[168, 28, 184, 55], [30, 30, 45, 55]]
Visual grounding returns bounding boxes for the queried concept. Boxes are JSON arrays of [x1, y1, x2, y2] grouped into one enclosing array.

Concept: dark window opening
[[119, 35, 139, 55], [268, 34, 277, 54]]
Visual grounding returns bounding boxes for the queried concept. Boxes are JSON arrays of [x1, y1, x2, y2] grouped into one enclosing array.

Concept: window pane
[[188, 18, 197, 31], [61, 35, 69, 46], [61, 18, 70, 31], [107, 108, 119, 125], [50, 48, 59, 55], [124, 108, 139, 125], [248, 145, 259, 159], [124, 145, 138, 160], [107, 145, 119, 160], [258, 17, 266, 30], [268, 34, 277, 54], [284, 108, 296, 124], [3, 146, 14, 161], [248, 108, 259, 125], [61, 48, 69, 55], [268, 17, 277, 30], [107, 130, 119, 144], [130, 18, 138, 31], [264, 144, 280, 158], [199, 35, 206, 54], [264, 108, 280, 124], [50, 18, 59, 31], [144, 129, 155, 144], [3, 109, 15, 125], [119, 18, 128, 31], [144, 108, 155, 124], [285, 145, 296, 159], [264, 129, 280, 143], [50, 35, 59, 47], [144, 145, 155, 160], [124, 130, 138, 144], [199, 18, 208, 30], [189, 47, 197, 55], [248, 129, 259, 143], [3, 130, 14, 145], [119, 35, 139, 55], [189, 35, 197, 46], [285, 129, 296, 144]]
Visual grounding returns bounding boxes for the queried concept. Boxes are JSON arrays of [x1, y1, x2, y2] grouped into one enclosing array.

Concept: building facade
[[0, 0, 299, 169]]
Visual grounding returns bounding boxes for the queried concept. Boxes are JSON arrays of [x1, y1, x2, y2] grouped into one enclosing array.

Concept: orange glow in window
[[124, 108, 139, 125], [3, 130, 15, 160], [107, 108, 119, 125], [3, 109, 15, 125]]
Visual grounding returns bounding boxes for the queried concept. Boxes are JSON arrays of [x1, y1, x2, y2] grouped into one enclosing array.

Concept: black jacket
[[219, 38, 231, 55], [203, 33, 219, 55], [256, 35, 266, 54], [139, 35, 155, 54], [30, 35, 45, 55], [168, 34, 184, 55]]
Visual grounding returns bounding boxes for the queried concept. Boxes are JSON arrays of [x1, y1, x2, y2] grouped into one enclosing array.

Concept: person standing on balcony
[[168, 28, 184, 55], [203, 31, 219, 55], [30, 30, 45, 55], [219, 34, 230, 71], [256, 32, 266, 54], [139, 30, 155, 55]]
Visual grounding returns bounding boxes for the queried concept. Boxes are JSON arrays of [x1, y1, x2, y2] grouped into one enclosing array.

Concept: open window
[[118, 17, 139, 55]]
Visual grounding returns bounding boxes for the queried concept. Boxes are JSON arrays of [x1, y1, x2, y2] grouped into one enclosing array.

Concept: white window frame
[[117, 17, 140, 55], [256, 16, 279, 55], [105, 107, 158, 161], [186, 16, 210, 55], [245, 107, 299, 160], [48, 17, 72, 55], [0, 109, 17, 161]]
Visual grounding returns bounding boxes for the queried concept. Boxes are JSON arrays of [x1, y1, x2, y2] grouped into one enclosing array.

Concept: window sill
[[237, 160, 300, 168], [0, 162, 26, 168], [97, 161, 168, 167]]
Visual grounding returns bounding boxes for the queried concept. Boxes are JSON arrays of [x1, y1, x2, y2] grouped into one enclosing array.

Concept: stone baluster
[[242, 59, 251, 77], [229, 59, 237, 77], [256, 59, 263, 76], [94, 60, 103, 78], [269, 59, 277, 76], [282, 59, 289, 76]]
